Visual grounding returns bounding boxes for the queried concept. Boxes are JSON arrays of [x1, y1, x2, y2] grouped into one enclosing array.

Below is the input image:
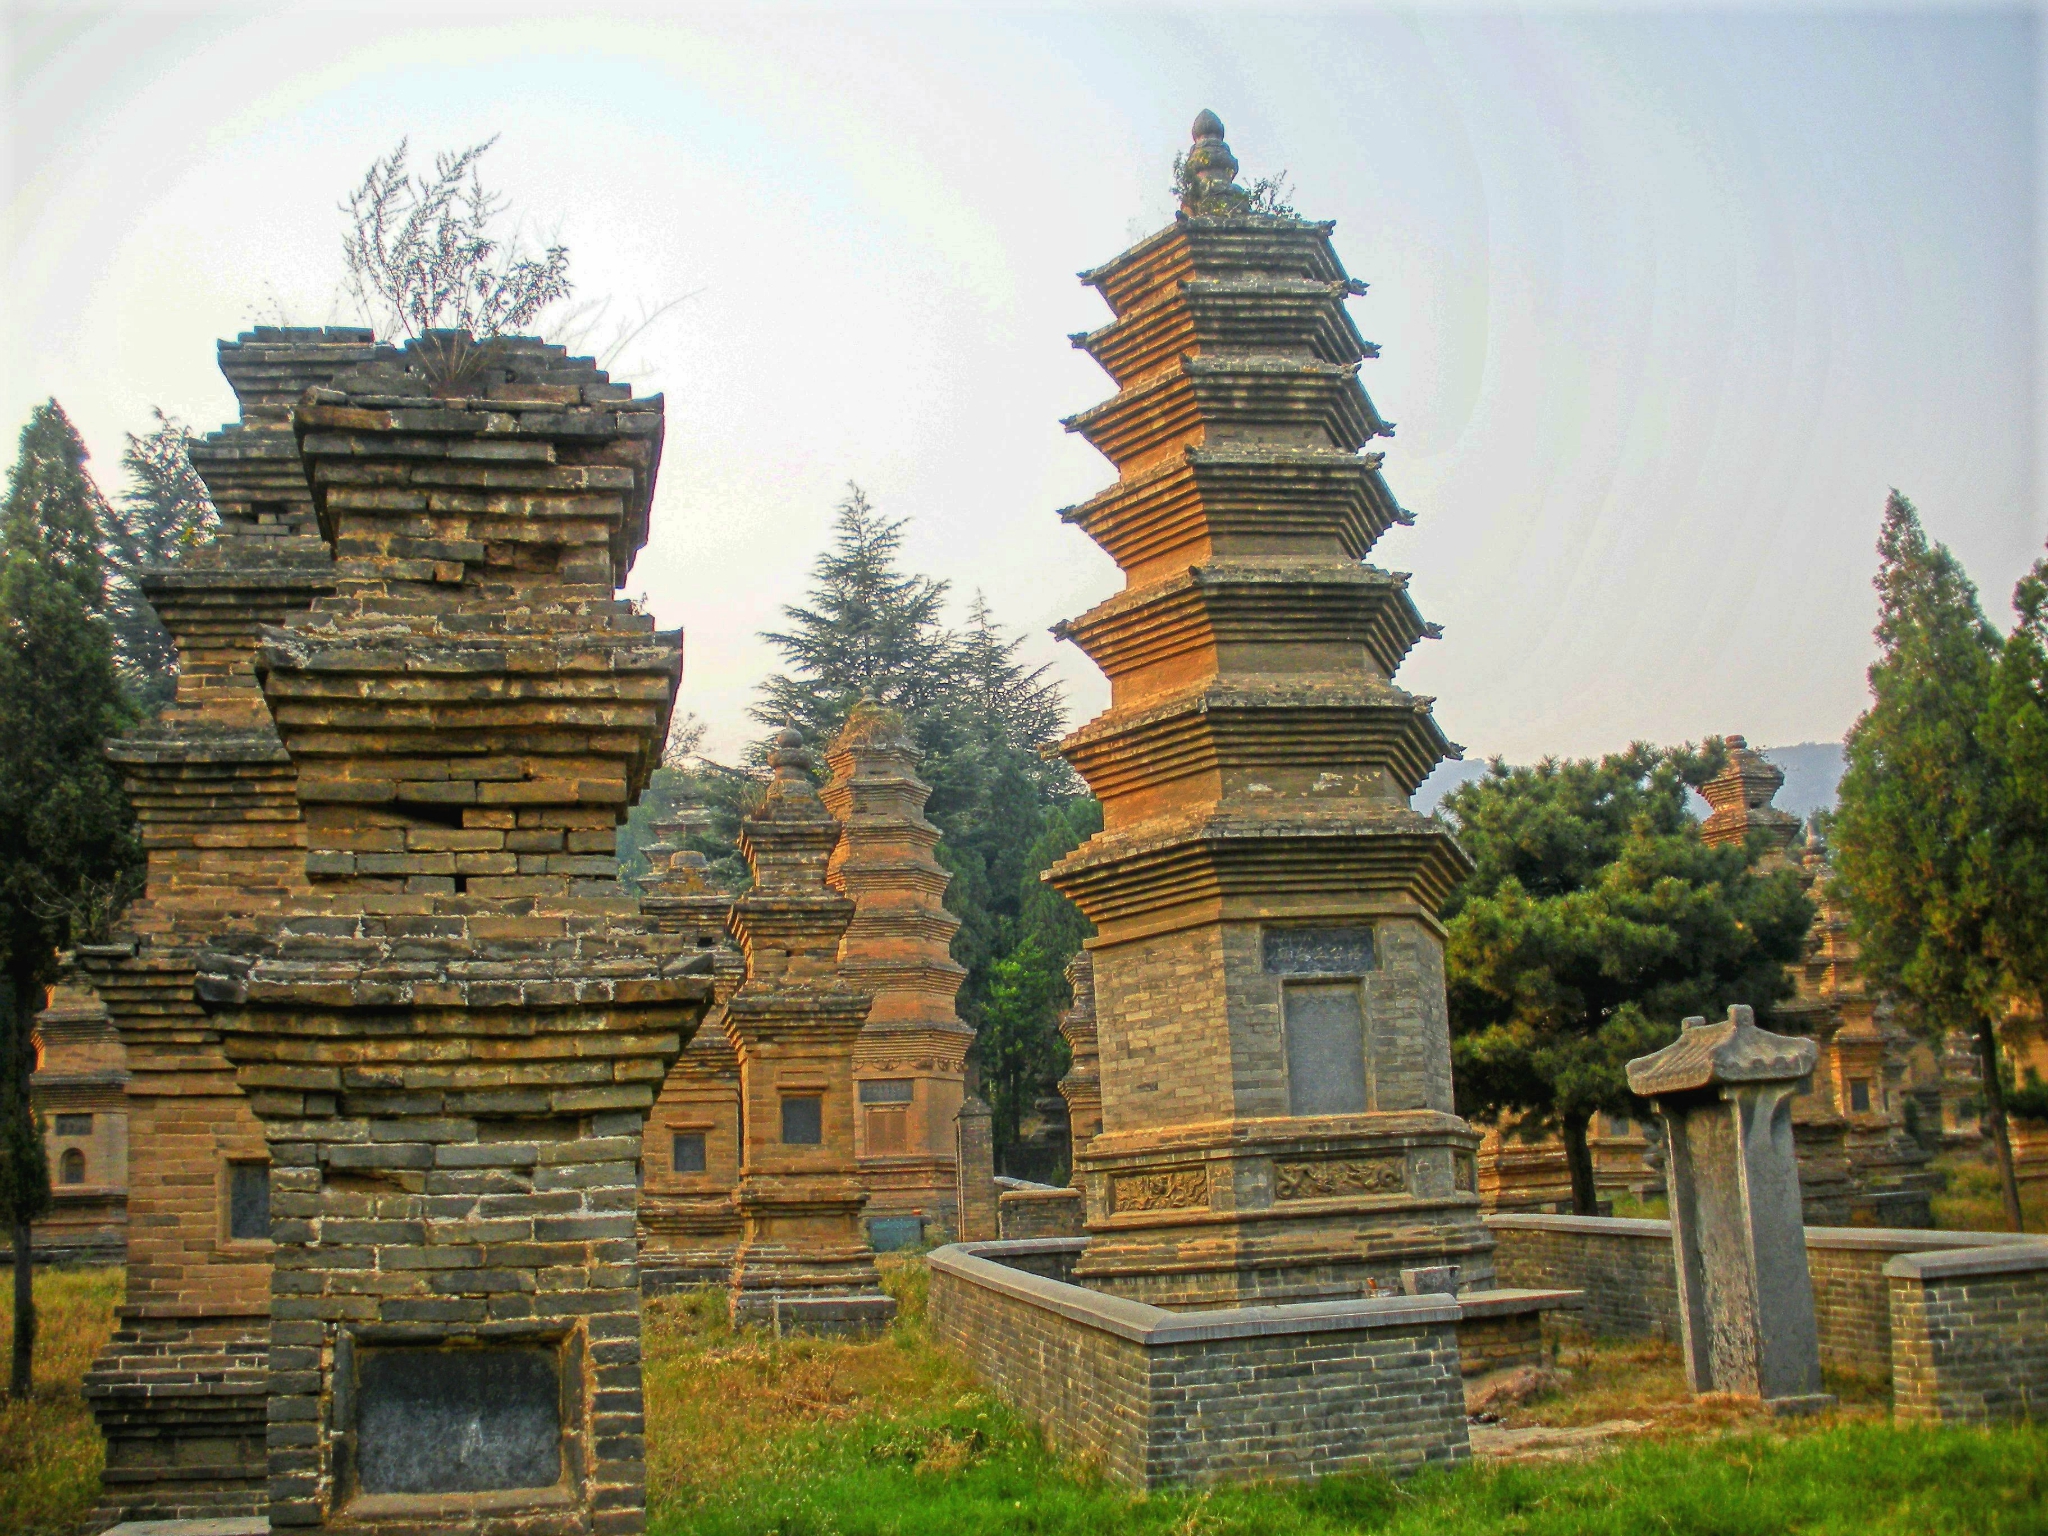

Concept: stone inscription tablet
[[356, 1345, 561, 1495], [1263, 925, 1375, 976]]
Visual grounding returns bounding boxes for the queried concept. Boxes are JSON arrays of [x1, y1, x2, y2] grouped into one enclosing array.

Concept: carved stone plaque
[[1274, 1155, 1407, 1202], [1109, 1166, 1208, 1213], [1263, 925, 1375, 976], [355, 1345, 561, 1495], [1454, 1153, 1477, 1194]]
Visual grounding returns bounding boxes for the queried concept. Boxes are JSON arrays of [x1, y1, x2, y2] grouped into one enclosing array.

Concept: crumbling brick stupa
[[79, 327, 391, 1527], [823, 700, 974, 1248], [1046, 112, 1493, 1306], [635, 816, 747, 1291], [723, 727, 897, 1333], [182, 333, 712, 1535]]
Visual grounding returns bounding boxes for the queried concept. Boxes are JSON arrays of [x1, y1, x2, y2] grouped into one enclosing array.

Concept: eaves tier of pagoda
[[1050, 189, 1470, 935]]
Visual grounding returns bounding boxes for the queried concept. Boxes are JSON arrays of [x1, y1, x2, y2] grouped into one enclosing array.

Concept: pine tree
[[755, 484, 953, 741], [1834, 492, 2023, 1226], [1442, 743, 1813, 1213], [0, 403, 144, 1397], [105, 410, 217, 712], [749, 484, 1093, 1167]]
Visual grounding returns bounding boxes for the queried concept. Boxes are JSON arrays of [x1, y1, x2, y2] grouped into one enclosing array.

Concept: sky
[[4, 2, 2041, 768]]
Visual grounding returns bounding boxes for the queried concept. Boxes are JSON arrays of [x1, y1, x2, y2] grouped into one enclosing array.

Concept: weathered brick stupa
[[724, 727, 897, 1332], [192, 333, 712, 1535], [636, 816, 747, 1290], [823, 700, 974, 1248], [1048, 113, 1492, 1306], [80, 327, 391, 1527]]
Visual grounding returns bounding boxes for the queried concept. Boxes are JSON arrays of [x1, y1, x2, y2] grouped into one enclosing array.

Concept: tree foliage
[[1832, 492, 2034, 1227], [342, 136, 573, 343], [718, 483, 1094, 1169], [0, 402, 144, 1396], [1441, 742, 1813, 1213], [103, 410, 217, 712]]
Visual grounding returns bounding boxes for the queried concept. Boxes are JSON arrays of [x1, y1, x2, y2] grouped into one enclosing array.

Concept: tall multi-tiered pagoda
[[1048, 113, 1494, 1305], [822, 700, 974, 1246], [637, 817, 747, 1289], [724, 727, 897, 1332]]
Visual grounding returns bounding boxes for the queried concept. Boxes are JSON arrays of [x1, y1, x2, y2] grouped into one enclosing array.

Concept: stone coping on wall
[[1884, 1241, 2048, 1281], [929, 1239, 1461, 1344], [932, 1237, 1578, 1335], [1488, 1211, 2035, 1256]]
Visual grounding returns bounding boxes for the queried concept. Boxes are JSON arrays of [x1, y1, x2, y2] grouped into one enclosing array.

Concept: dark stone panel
[[356, 1345, 561, 1495], [1263, 926, 1375, 977], [1284, 984, 1369, 1115]]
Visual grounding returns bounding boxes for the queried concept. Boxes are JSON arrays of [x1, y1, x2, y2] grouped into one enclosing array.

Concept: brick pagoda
[[191, 333, 712, 1534], [23, 980, 128, 1266], [80, 328, 390, 1526], [724, 727, 896, 1331], [822, 700, 974, 1247], [1703, 737, 1934, 1226], [1047, 113, 1493, 1305], [636, 817, 747, 1290]]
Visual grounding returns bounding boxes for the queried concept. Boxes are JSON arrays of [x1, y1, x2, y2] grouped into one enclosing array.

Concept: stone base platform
[[732, 1289, 899, 1337], [929, 1237, 1580, 1489], [102, 1520, 267, 1536]]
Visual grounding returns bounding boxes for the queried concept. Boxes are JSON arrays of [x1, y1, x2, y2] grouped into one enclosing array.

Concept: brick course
[[929, 1240, 1468, 1488], [1488, 1213, 2040, 1384], [1887, 1243, 2048, 1424]]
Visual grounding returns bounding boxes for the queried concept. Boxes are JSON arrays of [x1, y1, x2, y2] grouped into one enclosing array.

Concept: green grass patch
[[646, 1259, 2042, 1536], [0, 1264, 120, 1536]]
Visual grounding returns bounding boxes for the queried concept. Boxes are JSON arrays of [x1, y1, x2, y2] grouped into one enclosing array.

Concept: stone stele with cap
[[1627, 1005, 1834, 1414]]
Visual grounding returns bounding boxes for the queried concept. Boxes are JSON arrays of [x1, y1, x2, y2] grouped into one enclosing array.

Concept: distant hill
[[1414, 741, 1845, 821]]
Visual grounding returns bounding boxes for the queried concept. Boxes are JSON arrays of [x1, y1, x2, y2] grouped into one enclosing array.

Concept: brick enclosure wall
[[1487, 1214, 2036, 1380], [997, 1186, 1085, 1240], [1488, 1216, 1680, 1341], [929, 1240, 1468, 1489], [1888, 1244, 2048, 1424]]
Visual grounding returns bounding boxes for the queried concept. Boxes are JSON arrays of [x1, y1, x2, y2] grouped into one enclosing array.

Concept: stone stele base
[[929, 1237, 1577, 1489], [730, 1288, 900, 1338]]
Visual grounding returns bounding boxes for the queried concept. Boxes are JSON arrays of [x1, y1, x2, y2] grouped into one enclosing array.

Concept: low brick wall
[[1489, 1215, 1679, 1341], [1888, 1243, 2048, 1424], [929, 1240, 1469, 1488], [996, 1184, 1085, 1240], [1488, 1214, 2038, 1379]]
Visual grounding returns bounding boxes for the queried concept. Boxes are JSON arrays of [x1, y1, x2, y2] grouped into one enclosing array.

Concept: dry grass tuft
[[0, 1264, 121, 1536]]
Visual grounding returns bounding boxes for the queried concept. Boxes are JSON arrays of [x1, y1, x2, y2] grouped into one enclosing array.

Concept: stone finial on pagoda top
[[729, 727, 854, 981], [1179, 110, 1252, 217], [1627, 1005, 1818, 1100], [1699, 736, 1802, 861]]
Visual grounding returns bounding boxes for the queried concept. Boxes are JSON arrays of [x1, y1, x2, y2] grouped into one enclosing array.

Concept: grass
[[1931, 1156, 2048, 1234], [5, 1259, 2041, 1536], [644, 1259, 2043, 1536], [0, 1264, 118, 1536]]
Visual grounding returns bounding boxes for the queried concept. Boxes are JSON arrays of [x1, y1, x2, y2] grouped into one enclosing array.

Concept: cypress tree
[[1834, 492, 2023, 1226], [0, 402, 143, 1397], [105, 410, 217, 712]]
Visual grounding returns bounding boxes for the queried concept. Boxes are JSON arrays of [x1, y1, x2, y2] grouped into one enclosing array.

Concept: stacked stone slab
[[1046, 113, 1491, 1306], [822, 700, 974, 1247], [80, 327, 391, 1527], [190, 333, 712, 1535], [724, 727, 897, 1332], [1702, 738, 1933, 1226], [636, 818, 746, 1290]]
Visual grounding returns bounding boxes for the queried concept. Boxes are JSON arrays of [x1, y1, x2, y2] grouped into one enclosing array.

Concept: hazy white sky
[[5, 3, 2041, 767]]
